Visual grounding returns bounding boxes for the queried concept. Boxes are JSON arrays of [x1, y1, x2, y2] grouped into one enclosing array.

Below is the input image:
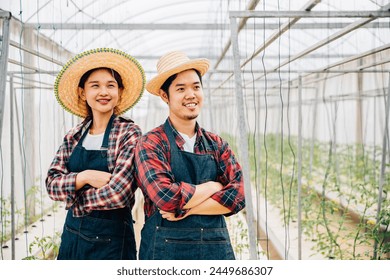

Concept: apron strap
[[101, 114, 116, 149], [163, 120, 179, 152], [200, 134, 212, 152], [163, 119, 212, 153], [77, 121, 93, 146]]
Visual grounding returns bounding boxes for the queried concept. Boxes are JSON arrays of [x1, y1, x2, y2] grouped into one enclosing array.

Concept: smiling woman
[[78, 68, 122, 125], [45, 48, 146, 260]]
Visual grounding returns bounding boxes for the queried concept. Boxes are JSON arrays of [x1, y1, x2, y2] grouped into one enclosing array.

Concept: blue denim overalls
[[139, 120, 235, 260], [57, 115, 136, 260]]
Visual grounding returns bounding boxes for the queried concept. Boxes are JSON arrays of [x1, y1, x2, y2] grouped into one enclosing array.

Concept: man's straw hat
[[55, 48, 145, 118], [146, 51, 209, 96]]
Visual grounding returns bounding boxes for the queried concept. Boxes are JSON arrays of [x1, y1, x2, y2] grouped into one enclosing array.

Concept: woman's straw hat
[[146, 51, 209, 96], [55, 48, 145, 118]]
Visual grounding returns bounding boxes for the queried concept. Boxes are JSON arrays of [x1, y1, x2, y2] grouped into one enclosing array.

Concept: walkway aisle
[[256, 192, 326, 260]]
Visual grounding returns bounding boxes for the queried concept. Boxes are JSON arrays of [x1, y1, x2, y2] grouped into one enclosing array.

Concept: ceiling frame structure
[[24, 21, 390, 30], [0, 0, 389, 261]]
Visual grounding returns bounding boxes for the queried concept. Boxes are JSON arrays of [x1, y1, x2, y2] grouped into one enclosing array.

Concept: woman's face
[[79, 69, 121, 117]]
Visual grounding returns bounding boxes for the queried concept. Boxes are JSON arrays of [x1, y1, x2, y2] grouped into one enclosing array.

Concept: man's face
[[162, 69, 204, 122]]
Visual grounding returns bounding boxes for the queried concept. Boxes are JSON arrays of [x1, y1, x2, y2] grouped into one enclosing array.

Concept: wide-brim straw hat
[[146, 51, 209, 96], [55, 48, 145, 118]]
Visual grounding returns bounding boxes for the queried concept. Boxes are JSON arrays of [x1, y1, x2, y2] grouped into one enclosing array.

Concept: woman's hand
[[159, 209, 191, 221], [76, 170, 111, 190]]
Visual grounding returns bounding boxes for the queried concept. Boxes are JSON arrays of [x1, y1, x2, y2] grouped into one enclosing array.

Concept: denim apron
[[139, 120, 235, 260], [57, 115, 136, 260]]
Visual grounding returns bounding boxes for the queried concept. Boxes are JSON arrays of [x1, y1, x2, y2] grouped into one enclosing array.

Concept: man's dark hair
[[160, 69, 202, 96]]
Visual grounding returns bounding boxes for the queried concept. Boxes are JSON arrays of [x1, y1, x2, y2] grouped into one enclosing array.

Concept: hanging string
[[241, 15, 260, 259], [260, 0, 270, 260], [276, 0, 289, 260], [249, 17, 260, 259], [285, 0, 296, 259], [17, 0, 31, 258], [35, 0, 45, 236]]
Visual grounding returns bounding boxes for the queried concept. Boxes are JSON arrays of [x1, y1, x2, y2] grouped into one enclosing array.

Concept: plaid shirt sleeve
[[79, 121, 141, 212], [208, 134, 246, 215], [45, 127, 80, 209], [134, 129, 196, 215]]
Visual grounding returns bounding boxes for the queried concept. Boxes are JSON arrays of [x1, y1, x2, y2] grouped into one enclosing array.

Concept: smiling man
[[134, 51, 246, 260]]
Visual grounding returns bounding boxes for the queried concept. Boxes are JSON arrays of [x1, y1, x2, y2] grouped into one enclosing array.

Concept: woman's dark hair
[[78, 67, 124, 117], [160, 68, 202, 97], [79, 67, 124, 89]]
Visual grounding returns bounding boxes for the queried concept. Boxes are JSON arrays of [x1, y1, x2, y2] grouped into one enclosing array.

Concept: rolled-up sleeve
[[210, 140, 245, 215], [45, 134, 78, 209], [135, 135, 196, 214]]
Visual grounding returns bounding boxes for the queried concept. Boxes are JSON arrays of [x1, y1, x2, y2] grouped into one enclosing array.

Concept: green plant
[[0, 197, 11, 244], [23, 232, 61, 260], [242, 132, 390, 259]]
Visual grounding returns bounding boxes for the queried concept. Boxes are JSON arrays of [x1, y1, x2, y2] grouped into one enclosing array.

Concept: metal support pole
[[230, 16, 258, 260], [0, 12, 11, 141], [297, 75, 303, 260], [309, 74, 320, 174], [9, 75, 15, 259], [207, 74, 214, 132], [373, 72, 390, 259], [356, 63, 364, 146]]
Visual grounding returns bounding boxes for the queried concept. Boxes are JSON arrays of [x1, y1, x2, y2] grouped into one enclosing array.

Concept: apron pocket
[[153, 227, 235, 260], [65, 225, 111, 243]]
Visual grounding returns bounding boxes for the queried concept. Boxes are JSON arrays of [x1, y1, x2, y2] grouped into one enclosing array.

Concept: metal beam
[[0, 13, 11, 140], [255, 44, 390, 90], [28, 23, 228, 30], [8, 58, 54, 73], [9, 40, 65, 66], [229, 10, 390, 18], [214, 0, 321, 91], [213, 0, 261, 71], [250, 3, 390, 84], [230, 15, 258, 260], [136, 53, 360, 60], [236, 0, 321, 71], [0, 10, 12, 19], [24, 22, 390, 30]]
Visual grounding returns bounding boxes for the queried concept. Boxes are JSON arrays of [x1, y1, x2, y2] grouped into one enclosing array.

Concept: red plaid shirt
[[46, 116, 141, 217], [134, 118, 245, 218]]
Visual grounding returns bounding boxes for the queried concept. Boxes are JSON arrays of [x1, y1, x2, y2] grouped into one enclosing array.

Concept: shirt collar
[[166, 117, 204, 148]]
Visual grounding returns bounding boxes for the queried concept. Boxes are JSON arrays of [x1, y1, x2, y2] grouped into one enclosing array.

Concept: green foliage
[[0, 197, 11, 243], [237, 131, 390, 259], [23, 232, 61, 260]]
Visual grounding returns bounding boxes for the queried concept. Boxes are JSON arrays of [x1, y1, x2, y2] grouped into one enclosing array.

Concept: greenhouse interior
[[0, 0, 389, 261]]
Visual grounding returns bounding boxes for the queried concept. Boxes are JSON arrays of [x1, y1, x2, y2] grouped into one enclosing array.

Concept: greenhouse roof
[[1, 0, 389, 83]]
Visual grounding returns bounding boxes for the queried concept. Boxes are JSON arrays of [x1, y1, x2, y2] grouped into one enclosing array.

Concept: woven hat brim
[[55, 48, 145, 118], [145, 58, 209, 96]]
